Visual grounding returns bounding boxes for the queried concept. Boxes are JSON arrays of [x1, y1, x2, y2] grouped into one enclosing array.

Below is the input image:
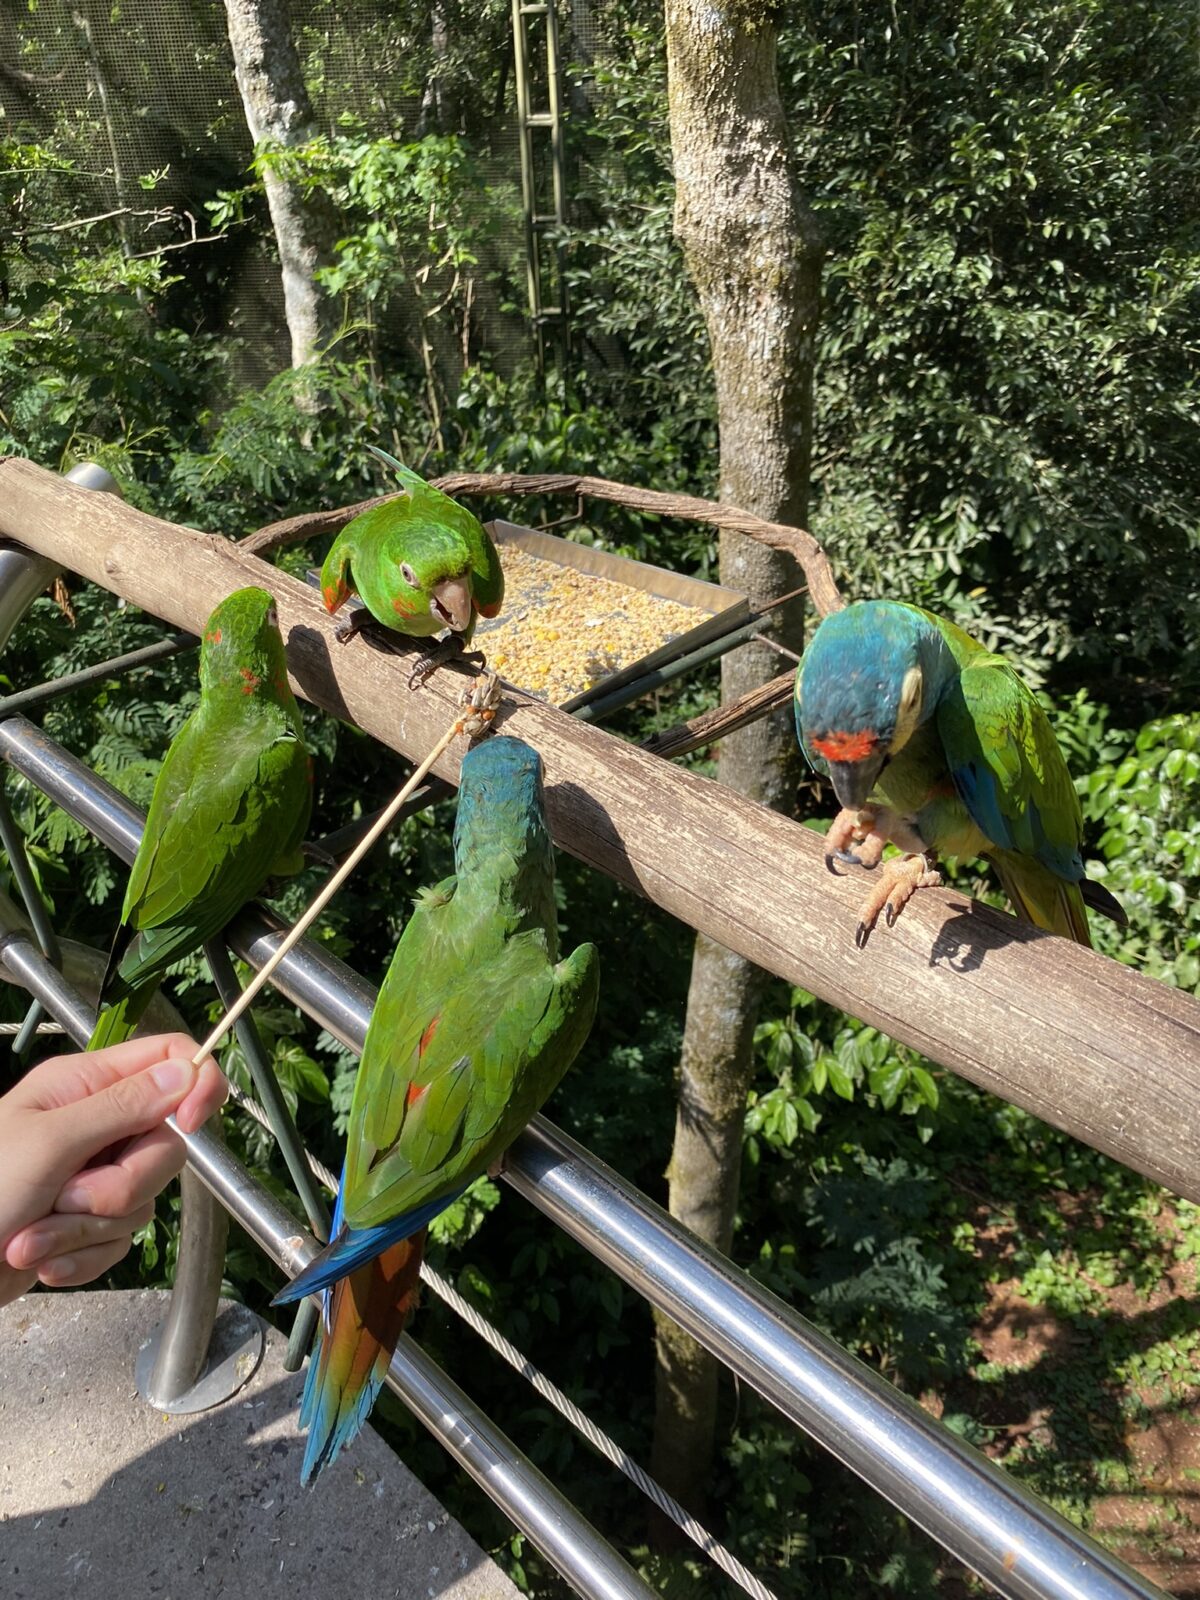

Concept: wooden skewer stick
[[191, 673, 502, 1068]]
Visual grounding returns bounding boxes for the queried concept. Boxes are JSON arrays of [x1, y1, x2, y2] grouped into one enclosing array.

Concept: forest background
[[2, 0, 1200, 1594]]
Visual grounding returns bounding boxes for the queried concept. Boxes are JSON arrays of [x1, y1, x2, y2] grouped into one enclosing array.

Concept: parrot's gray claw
[[333, 610, 373, 645], [825, 847, 871, 874], [407, 635, 487, 690]]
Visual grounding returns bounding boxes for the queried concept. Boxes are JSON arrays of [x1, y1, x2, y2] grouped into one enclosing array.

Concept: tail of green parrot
[[297, 1229, 426, 1486], [87, 985, 157, 1049], [992, 852, 1125, 948], [87, 918, 166, 1047], [992, 853, 1092, 945]]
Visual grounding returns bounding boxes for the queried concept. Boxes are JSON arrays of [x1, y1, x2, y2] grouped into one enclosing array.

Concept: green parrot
[[272, 735, 599, 1484], [794, 599, 1125, 947], [88, 586, 313, 1048], [320, 445, 504, 667]]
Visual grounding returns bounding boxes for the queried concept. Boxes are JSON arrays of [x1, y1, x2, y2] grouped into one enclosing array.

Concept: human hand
[[0, 1032, 226, 1307]]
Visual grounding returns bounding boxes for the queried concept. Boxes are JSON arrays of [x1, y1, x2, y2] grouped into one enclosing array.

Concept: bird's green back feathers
[[89, 586, 312, 1041]]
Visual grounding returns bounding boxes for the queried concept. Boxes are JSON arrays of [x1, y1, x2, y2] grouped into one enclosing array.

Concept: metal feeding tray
[[481, 520, 751, 714]]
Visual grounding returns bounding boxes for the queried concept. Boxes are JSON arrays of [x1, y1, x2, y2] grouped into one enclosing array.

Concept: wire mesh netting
[[1, 0, 609, 386]]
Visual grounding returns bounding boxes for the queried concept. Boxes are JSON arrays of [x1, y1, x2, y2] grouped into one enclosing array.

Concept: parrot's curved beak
[[431, 576, 472, 633], [828, 754, 886, 811]]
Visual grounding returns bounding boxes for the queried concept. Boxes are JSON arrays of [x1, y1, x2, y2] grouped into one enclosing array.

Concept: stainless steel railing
[[0, 914, 655, 1600], [0, 527, 1169, 1600]]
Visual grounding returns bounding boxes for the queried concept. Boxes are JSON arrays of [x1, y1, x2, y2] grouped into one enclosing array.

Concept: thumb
[[45, 1057, 197, 1177]]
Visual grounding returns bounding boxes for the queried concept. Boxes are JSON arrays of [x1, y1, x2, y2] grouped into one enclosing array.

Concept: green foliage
[[784, 0, 1200, 691], [3, 2, 1199, 1592], [1079, 712, 1200, 988], [749, 988, 940, 1156]]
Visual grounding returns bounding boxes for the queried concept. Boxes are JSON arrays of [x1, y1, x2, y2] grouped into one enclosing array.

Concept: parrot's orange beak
[[431, 576, 472, 633]]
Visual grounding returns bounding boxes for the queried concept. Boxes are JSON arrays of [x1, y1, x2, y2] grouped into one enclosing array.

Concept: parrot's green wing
[[342, 889, 598, 1231], [935, 653, 1084, 878], [934, 651, 1094, 939], [111, 708, 310, 992]]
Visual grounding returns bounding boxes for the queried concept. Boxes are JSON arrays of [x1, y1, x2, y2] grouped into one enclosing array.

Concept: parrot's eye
[[400, 562, 418, 588]]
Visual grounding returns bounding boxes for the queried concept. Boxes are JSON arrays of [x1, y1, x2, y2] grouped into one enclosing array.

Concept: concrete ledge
[[0, 1289, 519, 1600]]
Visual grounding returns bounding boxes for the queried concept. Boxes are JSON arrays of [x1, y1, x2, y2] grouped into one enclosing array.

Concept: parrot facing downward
[[320, 445, 504, 659], [794, 599, 1125, 947], [273, 735, 599, 1485], [88, 586, 313, 1049]]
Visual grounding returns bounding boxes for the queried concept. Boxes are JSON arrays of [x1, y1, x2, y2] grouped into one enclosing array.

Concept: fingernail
[[151, 1058, 195, 1094], [19, 1230, 51, 1263], [57, 1184, 89, 1211], [41, 1256, 75, 1284]]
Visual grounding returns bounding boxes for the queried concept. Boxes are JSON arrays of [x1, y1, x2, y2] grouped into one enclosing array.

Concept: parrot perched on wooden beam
[[320, 445, 504, 682], [273, 735, 599, 1485], [794, 599, 1125, 948], [88, 586, 313, 1048]]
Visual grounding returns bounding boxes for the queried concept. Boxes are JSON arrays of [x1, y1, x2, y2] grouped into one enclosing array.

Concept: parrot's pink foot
[[825, 806, 888, 872], [855, 852, 942, 949], [408, 634, 487, 691]]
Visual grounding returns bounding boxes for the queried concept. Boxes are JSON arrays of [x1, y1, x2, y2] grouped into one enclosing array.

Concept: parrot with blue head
[[273, 735, 599, 1484], [794, 600, 1125, 947]]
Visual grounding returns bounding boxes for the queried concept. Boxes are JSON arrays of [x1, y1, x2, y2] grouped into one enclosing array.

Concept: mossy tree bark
[[650, 0, 822, 1526], [222, 0, 337, 372]]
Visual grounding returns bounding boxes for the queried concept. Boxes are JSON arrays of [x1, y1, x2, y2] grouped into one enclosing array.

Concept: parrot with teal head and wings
[[320, 445, 504, 684], [273, 735, 599, 1484], [794, 600, 1125, 948]]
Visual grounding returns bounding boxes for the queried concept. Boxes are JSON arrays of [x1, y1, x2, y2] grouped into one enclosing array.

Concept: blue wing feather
[[271, 1181, 467, 1306]]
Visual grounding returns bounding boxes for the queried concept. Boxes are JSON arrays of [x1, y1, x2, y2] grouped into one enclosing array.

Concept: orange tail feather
[[299, 1228, 425, 1484]]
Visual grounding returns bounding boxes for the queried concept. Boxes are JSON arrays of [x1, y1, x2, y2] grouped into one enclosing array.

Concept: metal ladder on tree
[[511, 0, 569, 373]]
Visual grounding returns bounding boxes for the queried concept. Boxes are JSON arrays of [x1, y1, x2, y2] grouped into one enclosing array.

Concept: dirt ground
[[943, 1205, 1200, 1597]]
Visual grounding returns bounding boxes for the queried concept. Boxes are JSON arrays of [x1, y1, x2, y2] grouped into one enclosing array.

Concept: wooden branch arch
[[237, 469, 845, 620]]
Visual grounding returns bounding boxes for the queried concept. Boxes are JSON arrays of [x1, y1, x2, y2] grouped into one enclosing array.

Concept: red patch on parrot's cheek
[[811, 729, 880, 763], [475, 597, 502, 619], [322, 580, 349, 614], [239, 667, 261, 695], [391, 594, 416, 617]]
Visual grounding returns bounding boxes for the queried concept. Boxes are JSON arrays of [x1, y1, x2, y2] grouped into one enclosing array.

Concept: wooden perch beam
[[3, 456, 1200, 1204]]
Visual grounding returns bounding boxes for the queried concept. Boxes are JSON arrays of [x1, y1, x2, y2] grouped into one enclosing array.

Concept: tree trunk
[[222, 0, 337, 371], [650, 0, 822, 1528]]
